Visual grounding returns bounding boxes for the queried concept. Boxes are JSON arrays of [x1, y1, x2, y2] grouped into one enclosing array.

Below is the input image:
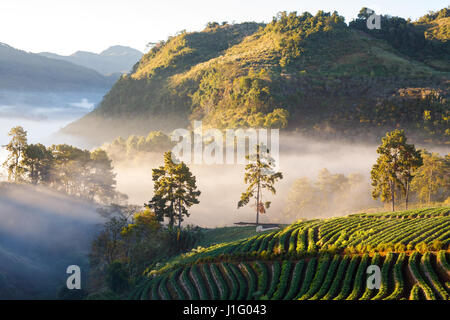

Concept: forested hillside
[[64, 8, 449, 144]]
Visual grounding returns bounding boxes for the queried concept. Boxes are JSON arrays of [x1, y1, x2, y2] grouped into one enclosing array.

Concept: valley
[[0, 4, 448, 303]]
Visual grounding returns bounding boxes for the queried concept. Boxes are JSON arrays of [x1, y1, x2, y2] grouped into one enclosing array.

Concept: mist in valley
[[1, 103, 449, 298], [112, 133, 386, 227], [109, 130, 449, 227], [0, 91, 108, 298], [0, 183, 104, 299]]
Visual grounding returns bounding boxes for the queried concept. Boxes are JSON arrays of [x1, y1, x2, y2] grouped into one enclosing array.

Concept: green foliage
[[408, 252, 437, 300], [21, 143, 53, 185], [169, 268, 187, 300], [2, 126, 28, 182], [333, 255, 359, 300], [283, 261, 304, 300], [254, 261, 269, 297], [384, 252, 406, 300], [265, 261, 281, 299], [350, 7, 450, 66], [295, 257, 317, 299], [211, 263, 229, 300], [311, 254, 340, 300], [89, 209, 202, 295], [372, 253, 395, 300], [371, 130, 423, 210], [271, 261, 292, 299], [104, 131, 174, 161], [238, 144, 283, 224], [420, 252, 449, 299], [180, 267, 199, 300], [266, 11, 346, 68], [411, 151, 449, 203], [106, 261, 130, 294], [68, 9, 450, 145], [241, 262, 258, 300], [1, 126, 124, 204], [147, 151, 201, 228], [191, 264, 209, 300], [124, 204, 450, 301], [298, 255, 330, 300], [417, 7, 450, 24]]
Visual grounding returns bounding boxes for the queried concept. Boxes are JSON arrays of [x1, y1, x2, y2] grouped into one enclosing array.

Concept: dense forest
[[2, 126, 125, 204]]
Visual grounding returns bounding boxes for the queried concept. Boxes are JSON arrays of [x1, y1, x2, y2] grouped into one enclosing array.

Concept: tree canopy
[[371, 130, 422, 210], [1, 127, 125, 204], [238, 144, 283, 224], [147, 151, 201, 229]]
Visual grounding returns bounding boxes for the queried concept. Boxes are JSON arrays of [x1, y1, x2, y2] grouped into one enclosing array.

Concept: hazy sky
[[1, 0, 448, 55]]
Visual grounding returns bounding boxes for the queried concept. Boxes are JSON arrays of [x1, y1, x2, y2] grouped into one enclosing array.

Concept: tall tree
[[147, 151, 201, 229], [88, 149, 118, 203], [21, 143, 53, 185], [397, 144, 423, 209], [2, 126, 28, 182], [238, 144, 283, 225], [411, 151, 449, 203], [50, 144, 90, 195], [371, 129, 421, 211]]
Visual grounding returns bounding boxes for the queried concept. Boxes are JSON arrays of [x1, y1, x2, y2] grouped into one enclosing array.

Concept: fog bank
[[0, 183, 103, 299], [113, 134, 382, 227]]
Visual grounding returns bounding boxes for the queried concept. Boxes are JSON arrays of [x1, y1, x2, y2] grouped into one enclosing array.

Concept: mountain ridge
[[62, 9, 449, 145], [38, 45, 143, 75], [0, 42, 116, 92]]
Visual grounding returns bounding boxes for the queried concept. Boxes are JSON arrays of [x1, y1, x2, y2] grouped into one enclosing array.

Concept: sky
[[0, 0, 448, 55]]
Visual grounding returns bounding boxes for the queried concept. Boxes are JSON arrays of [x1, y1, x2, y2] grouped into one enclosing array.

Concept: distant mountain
[[0, 42, 116, 92], [39, 45, 143, 75], [63, 9, 449, 145]]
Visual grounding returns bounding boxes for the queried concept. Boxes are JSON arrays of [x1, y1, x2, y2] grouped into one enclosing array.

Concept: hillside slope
[[130, 207, 450, 300], [0, 43, 115, 91], [63, 10, 449, 145]]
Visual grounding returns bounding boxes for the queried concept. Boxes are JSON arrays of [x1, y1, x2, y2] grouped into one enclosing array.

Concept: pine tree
[[238, 144, 283, 225], [147, 151, 200, 229], [21, 143, 53, 185], [2, 126, 28, 182]]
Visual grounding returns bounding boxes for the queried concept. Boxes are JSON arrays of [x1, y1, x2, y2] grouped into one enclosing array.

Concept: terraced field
[[130, 207, 450, 300]]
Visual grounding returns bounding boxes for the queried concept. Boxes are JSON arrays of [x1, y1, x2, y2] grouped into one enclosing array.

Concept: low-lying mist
[[0, 182, 104, 299], [112, 134, 387, 227], [111, 132, 449, 227]]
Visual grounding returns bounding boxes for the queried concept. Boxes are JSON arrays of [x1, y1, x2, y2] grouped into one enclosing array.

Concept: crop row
[[136, 251, 450, 300], [157, 209, 450, 272]]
